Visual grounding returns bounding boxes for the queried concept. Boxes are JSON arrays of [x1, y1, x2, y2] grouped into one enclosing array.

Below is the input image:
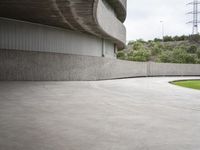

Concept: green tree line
[[117, 35, 200, 64]]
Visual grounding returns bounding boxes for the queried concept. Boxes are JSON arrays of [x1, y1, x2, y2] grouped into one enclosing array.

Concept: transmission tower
[[187, 0, 200, 34]]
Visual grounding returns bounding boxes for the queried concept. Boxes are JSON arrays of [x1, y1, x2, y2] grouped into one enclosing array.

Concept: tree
[[154, 38, 162, 42], [136, 39, 146, 43], [163, 36, 173, 42], [128, 41, 134, 45], [172, 35, 188, 41], [189, 34, 200, 43]]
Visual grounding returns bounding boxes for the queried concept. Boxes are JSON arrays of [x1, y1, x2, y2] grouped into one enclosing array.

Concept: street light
[[160, 21, 164, 42]]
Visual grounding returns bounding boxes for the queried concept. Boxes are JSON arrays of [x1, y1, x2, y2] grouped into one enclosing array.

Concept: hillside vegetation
[[117, 34, 200, 64]]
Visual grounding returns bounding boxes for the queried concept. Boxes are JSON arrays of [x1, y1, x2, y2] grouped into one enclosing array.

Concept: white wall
[[0, 18, 115, 57]]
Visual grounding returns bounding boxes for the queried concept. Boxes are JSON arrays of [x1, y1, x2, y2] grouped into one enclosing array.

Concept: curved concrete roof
[[0, 0, 127, 49], [107, 0, 127, 22]]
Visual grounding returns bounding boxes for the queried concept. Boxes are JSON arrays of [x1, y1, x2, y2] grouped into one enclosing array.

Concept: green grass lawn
[[172, 80, 200, 90]]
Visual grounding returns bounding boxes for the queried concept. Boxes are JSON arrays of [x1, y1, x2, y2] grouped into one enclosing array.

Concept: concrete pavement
[[0, 77, 200, 150]]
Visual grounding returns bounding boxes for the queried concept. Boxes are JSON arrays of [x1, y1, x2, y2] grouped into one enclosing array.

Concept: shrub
[[131, 50, 151, 62], [171, 48, 196, 64], [158, 51, 173, 63], [151, 44, 162, 55], [187, 45, 197, 53], [117, 52, 126, 60], [119, 36, 200, 64], [132, 41, 143, 50], [185, 54, 197, 64], [171, 48, 186, 63], [196, 49, 200, 58], [196, 59, 200, 63]]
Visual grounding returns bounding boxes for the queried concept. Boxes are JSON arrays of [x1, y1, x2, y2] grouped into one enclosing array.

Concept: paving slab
[[0, 77, 200, 150]]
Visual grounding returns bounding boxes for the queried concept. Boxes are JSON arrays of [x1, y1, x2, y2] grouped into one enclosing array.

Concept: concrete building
[[0, 0, 127, 58]]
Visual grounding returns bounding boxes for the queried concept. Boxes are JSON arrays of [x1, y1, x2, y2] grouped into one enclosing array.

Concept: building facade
[[0, 0, 127, 58]]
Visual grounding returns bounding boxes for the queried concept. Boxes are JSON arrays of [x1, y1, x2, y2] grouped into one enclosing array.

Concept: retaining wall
[[0, 49, 200, 81]]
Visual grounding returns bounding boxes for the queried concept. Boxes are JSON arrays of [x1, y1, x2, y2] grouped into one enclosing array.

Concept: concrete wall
[[0, 49, 200, 81], [96, 0, 126, 47], [148, 62, 200, 76], [0, 18, 115, 58], [107, 0, 127, 22]]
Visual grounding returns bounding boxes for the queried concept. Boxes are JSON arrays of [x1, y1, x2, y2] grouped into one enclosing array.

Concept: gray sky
[[124, 0, 192, 41]]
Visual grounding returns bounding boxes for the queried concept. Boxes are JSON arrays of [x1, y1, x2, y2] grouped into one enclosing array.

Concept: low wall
[[0, 49, 200, 81], [149, 62, 200, 76]]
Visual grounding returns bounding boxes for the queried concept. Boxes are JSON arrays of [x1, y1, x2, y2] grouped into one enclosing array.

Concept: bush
[[132, 50, 151, 62], [123, 37, 200, 64], [151, 43, 162, 55], [132, 41, 143, 50], [171, 48, 196, 64], [158, 51, 173, 63], [117, 52, 126, 60], [196, 59, 200, 63], [196, 49, 200, 58], [185, 54, 197, 64], [187, 45, 197, 53], [127, 47, 151, 62], [171, 48, 187, 63]]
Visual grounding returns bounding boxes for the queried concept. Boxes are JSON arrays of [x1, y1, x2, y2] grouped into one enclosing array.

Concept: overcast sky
[[124, 0, 193, 42]]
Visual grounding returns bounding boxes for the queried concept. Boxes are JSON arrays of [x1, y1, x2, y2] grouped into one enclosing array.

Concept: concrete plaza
[[0, 77, 200, 150]]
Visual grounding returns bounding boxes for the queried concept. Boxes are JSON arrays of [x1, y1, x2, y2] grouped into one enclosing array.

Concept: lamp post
[[160, 21, 164, 42]]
